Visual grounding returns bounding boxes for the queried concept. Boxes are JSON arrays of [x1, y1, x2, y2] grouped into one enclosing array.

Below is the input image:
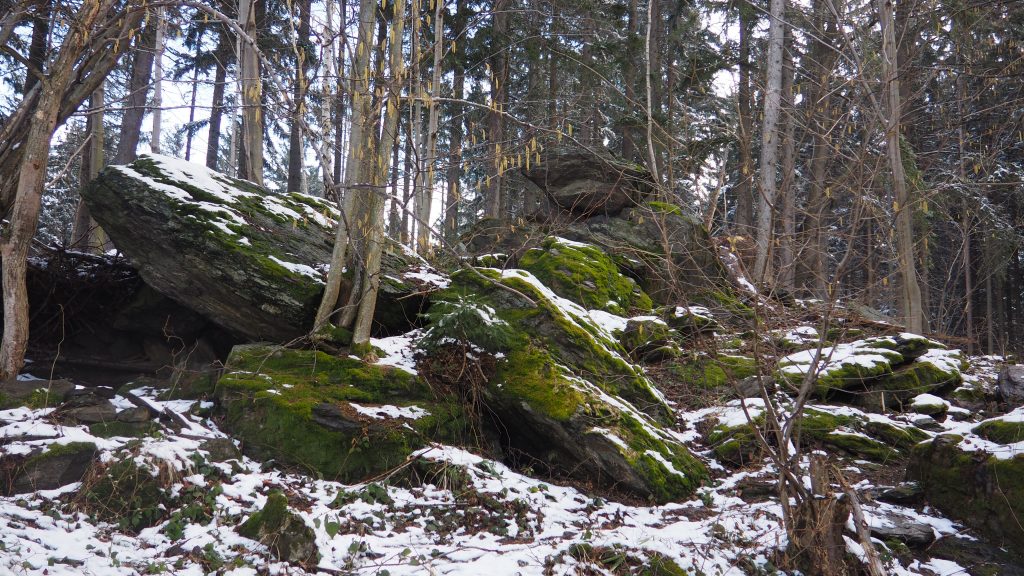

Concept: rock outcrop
[[83, 155, 439, 342], [522, 145, 653, 216]]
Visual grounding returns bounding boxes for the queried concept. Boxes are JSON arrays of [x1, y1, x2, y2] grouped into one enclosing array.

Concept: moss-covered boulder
[[704, 404, 927, 468], [972, 410, 1024, 444], [908, 435, 1024, 557], [239, 491, 319, 567], [562, 205, 733, 303], [424, 269, 707, 502], [661, 305, 721, 337], [777, 334, 962, 410], [668, 353, 757, 391], [519, 236, 652, 315], [216, 344, 470, 482], [619, 318, 679, 362], [0, 441, 96, 495], [83, 154, 439, 341]]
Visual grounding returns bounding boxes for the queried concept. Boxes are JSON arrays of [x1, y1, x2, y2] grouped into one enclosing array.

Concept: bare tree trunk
[[734, 3, 754, 234], [484, 0, 509, 218], [778, 22, 796, 292], [414, 0, 444, 255], [206, 31, 231, 170], [753, 0, 786, 283], [351, 0, 407, 345], [878, 0, 925, 333], [313, 0, 376, 331], [150, 7, 167, 154], [238, 0, 264, 185], [645, 0, 661, 188], [24, 0, 51, 96], [113, 18, 157, 165], [445, 0, 465, 241], [184, 31, 203, 161], [72, 87, 107, 252], [287, 0, 312, 193], [1, 0, 133, 379]]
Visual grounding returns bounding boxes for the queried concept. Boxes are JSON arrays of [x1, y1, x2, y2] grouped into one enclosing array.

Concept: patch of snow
[[349, 403, 429, 420]]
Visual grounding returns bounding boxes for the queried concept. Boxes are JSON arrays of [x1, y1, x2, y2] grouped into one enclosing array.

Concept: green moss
[[863, 421, 929, 452], [973, 419, 1024, 444], [691, 289, 754, 320], [443, 269, 670, 423], [239, 491, 290, 539], [217, 345, 433, 480], [823, 432, 900, 462], [645, 201, 683, 216], [707, 422, 762, 467], [518, 236, 653, 315], [642, 552, 689, 576], [24, 441, 96, 467], [493, 346, 583, 421], [670, 354, 756, 389]]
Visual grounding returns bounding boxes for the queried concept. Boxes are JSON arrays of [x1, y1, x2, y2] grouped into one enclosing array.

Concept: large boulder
[[421, 268, 707, 503], [522, 145, 653, 216], [83, 154, 438, 342], [907, 432, 1024, 557], [997, 365, 1024, 407]]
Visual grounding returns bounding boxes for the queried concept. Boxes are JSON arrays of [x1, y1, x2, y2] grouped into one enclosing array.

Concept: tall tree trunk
[[877, 0, 925, 333], [445, 2, 465, 241], [734, 2, 754, 234], [351, 0, 407, 345], [620, 0, 639, 161], [24, 0, 50, 96], [150, 7, 167, 154], [184, 40, 202, 161], [414, 0, 444, 255], [778, 22, 796, 292], [314, 0, 376, 331], [798, 0, 837, 297], [114, 18, 158, 165], [72, 87, 107, 252], [287, 0, 312, 193], [1, 0, 134, 379], [238, 0, 264, 185], [206, 30, 231, 170], [753, 0, 786, 283], [484, 0, 509, 218]]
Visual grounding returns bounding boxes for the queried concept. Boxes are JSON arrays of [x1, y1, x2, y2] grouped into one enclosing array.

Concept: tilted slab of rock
[[522, 145, 653, 215], [83, 154, 441, 342]]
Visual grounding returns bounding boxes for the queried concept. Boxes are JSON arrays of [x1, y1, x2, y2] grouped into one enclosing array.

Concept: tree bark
[[113, 18, 158, 165], [238, 0, 264, 185], [287, 0, 312, 193], [72, 87, 107, 253], [414, 0, 445, 255], [733, 2, 754, 234], [778, 21, 796, 292], [878, 0, 925, 334], [150, 7, 167, 154], [445, 1, 465, 242], [753, 0, 786, 283], [483, 0, 510, 218], [206, 29, 232, 170]]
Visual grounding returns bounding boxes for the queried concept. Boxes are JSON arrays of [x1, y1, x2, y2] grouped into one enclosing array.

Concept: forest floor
[[0, 330, 1012, 576]]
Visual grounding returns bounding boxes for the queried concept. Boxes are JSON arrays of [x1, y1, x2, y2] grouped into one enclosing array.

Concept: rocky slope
[[2, 153, 1022, 575]]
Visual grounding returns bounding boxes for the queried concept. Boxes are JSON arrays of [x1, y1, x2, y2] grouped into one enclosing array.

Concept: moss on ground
[[78, 458, 168, 533], [519, 236, 653, 315], [239, 491, 319, 566]]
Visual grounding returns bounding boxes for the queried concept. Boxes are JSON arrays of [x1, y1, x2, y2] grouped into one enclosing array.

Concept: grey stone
[[1, 442, 97, 495], [867, 509, 936, 548], [522, 145, 652, 216], [83, 155, 435, 341], [116, 406, 151, 423], [997, 365, 1024, 407]]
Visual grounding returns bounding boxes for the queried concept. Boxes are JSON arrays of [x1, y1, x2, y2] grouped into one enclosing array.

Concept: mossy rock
[[519, 236, 653, 315], [669, 354, 756, 390], [437, 268, 672, 423], [0, 441, 97, 496], [618, 318, 678, 362], [239, 491, 319, 567], [216, 344, 464, 482], [660, 305, 722, 337], [973, 418, 1024, 444], [908, 435, 1024, 557], [562, 206, 733, 304], [83, 155, 432, 341], [707, 422, 763, 467], [487, 345, 706, 503], [0, 379, 75, 409]]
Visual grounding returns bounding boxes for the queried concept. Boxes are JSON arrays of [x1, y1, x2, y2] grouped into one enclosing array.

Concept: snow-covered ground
[[0, 376, 995, 576]]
